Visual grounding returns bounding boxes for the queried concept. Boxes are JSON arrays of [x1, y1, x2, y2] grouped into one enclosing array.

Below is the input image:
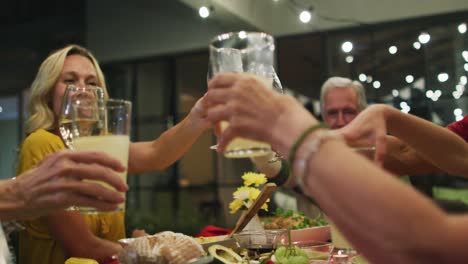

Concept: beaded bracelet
[[287, 123, 328, 172]]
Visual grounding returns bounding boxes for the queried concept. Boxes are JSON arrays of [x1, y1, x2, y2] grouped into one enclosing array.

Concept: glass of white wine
[[59, 85, 105, 148], [208, 32, 283, 159], [70, 99, 132, 213]]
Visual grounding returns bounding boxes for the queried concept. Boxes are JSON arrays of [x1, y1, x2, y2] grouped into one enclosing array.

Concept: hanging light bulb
[[341, 41, 353, 53], [345, 55, 354, 63], [458, 23, 467, 34], [413, 42, 421, 50], [405, 75, 414, 84], [462, 51, 468, 62], [299, 10, 312, 23], [373, 80, 381, 89], [418, 32, 431, 44], [437, 72, 449, 83], [199, 6, 210, 18], [388, 45, 398, 55], [358, 73, 367, 82]]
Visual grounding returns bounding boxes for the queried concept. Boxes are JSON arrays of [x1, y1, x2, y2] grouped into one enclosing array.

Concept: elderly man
[[251, 76, 367, 217], [320, 76, 367, 129]]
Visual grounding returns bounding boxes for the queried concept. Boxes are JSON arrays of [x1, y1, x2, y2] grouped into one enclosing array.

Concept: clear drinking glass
[[70, 99, 132, 213], [208, 32, 283, 158], [59, 85, 105, 148]]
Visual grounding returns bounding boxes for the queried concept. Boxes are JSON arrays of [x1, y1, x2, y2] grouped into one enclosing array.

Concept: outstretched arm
[[382, 135, 438, 176], [128, 96, 210, 173], [340, 104, 468, 177]]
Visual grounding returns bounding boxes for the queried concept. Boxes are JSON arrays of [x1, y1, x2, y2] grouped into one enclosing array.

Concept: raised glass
[[208, 32, 283, 158], [70, 99, 132, 213], [59, 85, 105, 148]]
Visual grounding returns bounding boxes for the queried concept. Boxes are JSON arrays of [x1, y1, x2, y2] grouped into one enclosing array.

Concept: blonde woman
[[16, 44, 209, 264]]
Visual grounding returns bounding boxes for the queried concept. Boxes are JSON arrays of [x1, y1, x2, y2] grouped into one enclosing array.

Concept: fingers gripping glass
[[208, 32, 283, 159]]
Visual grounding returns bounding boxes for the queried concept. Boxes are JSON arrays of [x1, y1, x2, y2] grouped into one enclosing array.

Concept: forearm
[[129, 113, 206, 173], [383, 135, 439, 176], [47, 212, 122, 261], [383, 105, 468, 177], [301, 139, 455, 263]]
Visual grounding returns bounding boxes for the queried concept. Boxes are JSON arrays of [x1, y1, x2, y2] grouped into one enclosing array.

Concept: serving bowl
[[290, 225, 331, 243]]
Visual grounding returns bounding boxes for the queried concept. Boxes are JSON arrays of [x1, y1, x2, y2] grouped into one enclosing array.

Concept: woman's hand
[[337, 104, 389, 165], [187, 94, 211, 131], [12, 150, 128, 219]]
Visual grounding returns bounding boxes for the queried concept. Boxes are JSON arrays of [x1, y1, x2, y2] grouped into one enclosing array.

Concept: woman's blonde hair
[[25, 44, 108, 134]]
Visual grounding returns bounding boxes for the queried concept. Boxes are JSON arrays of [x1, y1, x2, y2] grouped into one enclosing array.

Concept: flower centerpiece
[[229, 172, 270, 231]]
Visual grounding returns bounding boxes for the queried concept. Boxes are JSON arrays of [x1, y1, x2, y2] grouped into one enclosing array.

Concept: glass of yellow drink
[[209, 32, 283, 159], [70, 99, 131, 213]]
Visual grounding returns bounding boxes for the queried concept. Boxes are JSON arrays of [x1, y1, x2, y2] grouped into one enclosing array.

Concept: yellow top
[[65, 258, 99, 264], [16, 129, 125, 264]]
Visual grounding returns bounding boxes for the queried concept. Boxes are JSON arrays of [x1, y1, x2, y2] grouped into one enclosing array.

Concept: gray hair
[[320, 76, 367, 114]]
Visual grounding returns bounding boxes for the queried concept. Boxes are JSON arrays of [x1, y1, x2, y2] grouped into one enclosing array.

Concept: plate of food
[[117, 231, 206, 264], [263, 208, 330, 243]]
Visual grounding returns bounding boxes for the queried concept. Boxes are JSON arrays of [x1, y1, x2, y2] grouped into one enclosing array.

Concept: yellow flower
[[230, 172, 271, 214], [229, 199, 244, 214], [248, 187, 261, 200], [233, 186, 251, 201], [242, 172, 267, 187]]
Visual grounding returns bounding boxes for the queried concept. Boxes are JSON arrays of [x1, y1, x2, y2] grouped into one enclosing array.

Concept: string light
[[199, 6, 210, 18], [358, 73, 367, 82], [341, 41, 353, 53], [299, 9, 312, 23], [454, 108, 463, 121], [413, 42, 421, 50], [459, 23, 467, 34], [392, 89, 399, 97], [437, 72, 449, 83], [418, 32, 431, 44], [238, 31, 247, 39], [373, 80, 381, 89], [460, 76, 467, 85], [405, 75, 414, 83], [400, 102, 410, 113], [345, 55, 354, 63], [388, 45, 398, 55], [462, 51, 468, 62]]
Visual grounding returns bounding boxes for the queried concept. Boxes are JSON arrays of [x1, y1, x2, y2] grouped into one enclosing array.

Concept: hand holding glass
[[208, 32, 283, 158]]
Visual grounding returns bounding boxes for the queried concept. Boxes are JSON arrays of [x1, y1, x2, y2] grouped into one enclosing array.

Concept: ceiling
[[1, 0, 467, 100]]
